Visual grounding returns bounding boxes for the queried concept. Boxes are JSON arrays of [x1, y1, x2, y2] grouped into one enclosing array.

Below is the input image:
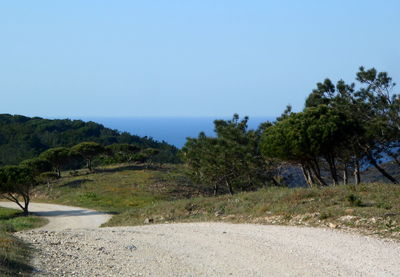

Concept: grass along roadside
[[34, 164, 399, 240], [104, 183, 400, 239], [0, 207, 48, 277]]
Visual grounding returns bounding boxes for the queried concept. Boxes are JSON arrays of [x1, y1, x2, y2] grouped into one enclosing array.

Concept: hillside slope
[[0, 114, 179, 165]]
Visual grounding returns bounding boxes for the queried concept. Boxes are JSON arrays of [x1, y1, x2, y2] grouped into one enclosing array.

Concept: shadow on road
[[33, 210, 108, 217]]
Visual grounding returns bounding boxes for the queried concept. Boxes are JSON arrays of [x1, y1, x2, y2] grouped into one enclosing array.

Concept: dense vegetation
[[0, 115, 179, 215], [181, 115, 277, 195], [182, 67, 400, 191], [0, 114, 179, 166]]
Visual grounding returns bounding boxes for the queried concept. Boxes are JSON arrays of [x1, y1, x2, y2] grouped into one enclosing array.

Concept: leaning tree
[[0, 165, 37, 215]]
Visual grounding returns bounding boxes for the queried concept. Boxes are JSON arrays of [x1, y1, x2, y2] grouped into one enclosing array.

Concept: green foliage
[[20, 157, 52, 176], [0, 114, 179, 166], [261, 105, 359, 186], [347, 194, 363, 207], [39, 147, 71, 177], [71, 142, 106, 171], [105, 143, 141, 163], [134, 148, 160, 165], [36, 172, 59, 186], [182, 114, 278, 195], [303, 67, 400, 184], [262, 66, 400, 186], [0, 165, 37, 214]]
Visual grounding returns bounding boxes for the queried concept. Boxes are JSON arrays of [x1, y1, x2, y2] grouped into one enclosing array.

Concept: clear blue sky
[[1, 1, 399, 118]]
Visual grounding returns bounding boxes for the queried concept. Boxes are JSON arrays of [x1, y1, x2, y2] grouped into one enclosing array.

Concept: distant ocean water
[[74, 116, 275, 148]]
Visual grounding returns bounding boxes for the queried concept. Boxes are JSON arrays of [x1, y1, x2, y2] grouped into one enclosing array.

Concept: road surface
[[1, 202, 399, 276]]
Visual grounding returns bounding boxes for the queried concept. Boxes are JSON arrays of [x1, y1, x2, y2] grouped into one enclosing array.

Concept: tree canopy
[[39, 147, 71, 177], [71, 142, 106, 171], [0, 165, 37, 215], [183, 66, 400, 190], [182, 114, 278, 195], [0, 114, 180, 166]]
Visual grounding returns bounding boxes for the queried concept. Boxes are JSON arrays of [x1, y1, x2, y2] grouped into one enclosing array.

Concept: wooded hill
[[0, 114, 179, 166]]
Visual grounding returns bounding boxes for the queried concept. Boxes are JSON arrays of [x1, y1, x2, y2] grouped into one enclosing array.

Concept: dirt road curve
[[0, 202, 111, 230], [1, 202, 399, 276]]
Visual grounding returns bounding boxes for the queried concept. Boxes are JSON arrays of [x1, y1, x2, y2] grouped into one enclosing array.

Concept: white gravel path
[[1, 202, 399, 276], [0, 202, 111, 230]]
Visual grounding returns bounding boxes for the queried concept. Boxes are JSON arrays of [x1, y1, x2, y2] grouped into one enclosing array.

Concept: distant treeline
[[0, 114, 180, 166], [182, 67, 400, 194]]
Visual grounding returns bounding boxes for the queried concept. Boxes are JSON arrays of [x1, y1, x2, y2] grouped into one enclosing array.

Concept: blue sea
[[75, 116, 275, 148]]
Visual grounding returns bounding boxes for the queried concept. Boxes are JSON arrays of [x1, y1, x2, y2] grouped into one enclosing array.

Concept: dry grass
[[105, 183, 400, 240], [34, 164, 400, 240]]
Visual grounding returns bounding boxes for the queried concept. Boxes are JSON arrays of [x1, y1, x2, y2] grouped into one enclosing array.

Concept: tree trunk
[[343, 164, 348, 185], [385, 150, 400, 167], [270, 177, 280, 187], [22, 206, 29, 216], [225, 179, 233, 195], [369, 156, 398, 184], [213, 183, 219, 196], [354, 159, 361, 185], [309, 159, 328, 186], [301, 165, 313, 187], [5, 193, 29, 216], [326, 155, 338, 185], [87, 159, 92, 172], [56, 167, 61, 178], [307, 166, 316, 186], [22, 194, 30, 216]]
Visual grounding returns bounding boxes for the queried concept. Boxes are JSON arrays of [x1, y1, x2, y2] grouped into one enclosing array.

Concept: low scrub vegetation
[[0, 207, 47, 276], [105, 182, 400, 239]]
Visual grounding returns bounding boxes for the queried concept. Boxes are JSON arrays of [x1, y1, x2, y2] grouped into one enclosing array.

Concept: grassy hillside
[[34, 164, 208, 212], [0, 207, 47, 277], [33, 164, 400, 240]]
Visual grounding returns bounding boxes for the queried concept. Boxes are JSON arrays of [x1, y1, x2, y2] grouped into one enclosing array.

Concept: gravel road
[[0, 202, 111, 230], [1, 202, 399, 276]]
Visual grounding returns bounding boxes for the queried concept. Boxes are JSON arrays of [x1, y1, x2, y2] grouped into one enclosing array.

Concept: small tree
[[39, 147, 70, 177], [0, 165, 36, 215], [134, 148, 160, 167], [182, 114, 276, 195], [71, 142, 105, 171], [106, 143, 141, 163]]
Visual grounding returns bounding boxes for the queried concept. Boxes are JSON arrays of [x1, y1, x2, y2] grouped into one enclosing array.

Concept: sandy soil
[[1, 202, 399, 276]]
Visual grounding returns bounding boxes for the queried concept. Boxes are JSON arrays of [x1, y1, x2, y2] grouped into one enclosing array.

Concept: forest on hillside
[[0, 114, 179, 166]]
